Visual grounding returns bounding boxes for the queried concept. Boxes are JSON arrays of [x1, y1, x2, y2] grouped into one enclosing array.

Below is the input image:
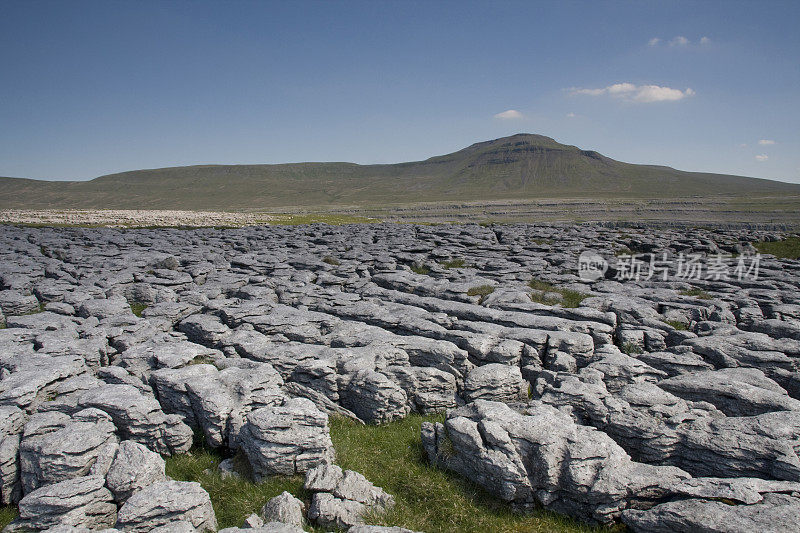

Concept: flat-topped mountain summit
[[2, 134, 798, 210]]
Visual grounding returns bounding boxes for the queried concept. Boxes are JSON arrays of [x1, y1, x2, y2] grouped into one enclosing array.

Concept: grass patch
[[129, 302, 148, 317], [0, 506, 16, 529], [269, 214, 380, 225], [466, 285, 495, 304], [530, 238, 553, 245], [664, 320, 688, 330], [330, 415, 611, 533], [165, 446, 312, 529], [680, 287, 713, 300], [166, 415, 616, 532], [187, 355, 217, 366], [528, 279, 587, 308], [753, 236, 800, 259], [621, 342, 644, 355], [322, 256, 340, 266], [440, 258, 466, 269], [411, 264, 431, 275], [528, 279, 555, 292]]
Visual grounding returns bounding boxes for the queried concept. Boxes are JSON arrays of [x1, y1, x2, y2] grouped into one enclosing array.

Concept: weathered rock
[[340, 369, 410, 424], [105, 440, 167, 502], [14, 475, 116, 530], [0, 405, 25, 505], [622, 492, 800, 533], [78, 385, 193, 455], [19, 408, 118, 494], [239, 398, 335, 480], [462, 363, 527, 403], [422, 400, 690, 523], [658, 367, 800, 416], [115, 480, 216, 532], [304, 463, 394, 528], [260, 491, 305, 528]]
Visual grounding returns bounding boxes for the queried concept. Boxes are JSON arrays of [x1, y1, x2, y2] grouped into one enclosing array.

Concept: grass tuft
[[466, 285, 495, 304], [187, 355, 217, 366], [165, 446, 311, 530], [0, 506, 16, 529], [680, 287, 713, 300], [411, 264, 431, 275], [753, 236, 800, 260], [528, 279, 587, 308], [621, 342, 644, 355], [129, 302, 148, 317], [322, 256, 340, 266], [440, 258, 466, 269], [664, 320, 688, 330]]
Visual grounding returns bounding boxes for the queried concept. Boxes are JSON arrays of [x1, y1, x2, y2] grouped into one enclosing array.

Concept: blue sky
[[1, 0, 798, 183]]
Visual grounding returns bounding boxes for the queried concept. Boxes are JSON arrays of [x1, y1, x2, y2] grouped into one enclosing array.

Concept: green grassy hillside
[[2, 134, 798, 210]]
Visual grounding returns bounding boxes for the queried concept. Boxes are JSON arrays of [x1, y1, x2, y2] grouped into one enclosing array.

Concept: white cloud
[[758, 139, 776, 145], [700, 36, 711, 45], [755, 154, 769, 161], [648, 37, 661, 47], [566, 112, 576, 118], [493, 109, 523, 120], [670, 36, 690, 46], [569, 83, 695, 103]]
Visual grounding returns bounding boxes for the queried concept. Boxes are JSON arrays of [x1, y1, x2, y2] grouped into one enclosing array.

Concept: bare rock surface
[[304, 463, 395, 529], [0, 222, 799, 530], [114, 480, 216, 532]]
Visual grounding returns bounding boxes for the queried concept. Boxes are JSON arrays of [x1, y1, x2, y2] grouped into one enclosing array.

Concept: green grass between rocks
[[440, 258, 466, 269], [165, 414, 616, 532], [268, 214, 380, 225], [466, 284, 495, 304], [528, 279, 587, 308], [753, 236, 800, 259], [165, 447, 315, 530], [129, 302, 148, 317], [410, 264, 431, 275], [679, 287, 713, 300], [0, 506, 17, 529]]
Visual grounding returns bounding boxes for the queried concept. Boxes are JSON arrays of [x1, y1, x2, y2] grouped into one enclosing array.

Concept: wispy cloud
[[755, 154, 769, 161], [569, 83, 695, 103], [566, 112, 576, 118], [493, 109, 523, 120], [648, 36, 710, 48], [669, 35, 690, 47], [758, 139, 776, 145]]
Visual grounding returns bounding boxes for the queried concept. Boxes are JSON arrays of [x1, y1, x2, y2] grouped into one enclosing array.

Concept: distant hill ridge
[[2, 133, 798, 209]]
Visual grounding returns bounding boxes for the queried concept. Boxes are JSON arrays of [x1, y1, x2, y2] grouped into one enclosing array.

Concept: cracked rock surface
[[0, 222, 798, 530]]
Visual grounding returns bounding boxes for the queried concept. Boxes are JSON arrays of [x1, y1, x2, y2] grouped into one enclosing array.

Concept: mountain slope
[[2, 134, 798, 210]]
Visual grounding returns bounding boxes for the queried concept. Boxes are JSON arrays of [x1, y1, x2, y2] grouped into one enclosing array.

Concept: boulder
[[239, 398, 335, 480], [105, 440, 167, 502], [14, 475, 116, 530], [115, 480, 216, 532], [260, 490, 305, 528]]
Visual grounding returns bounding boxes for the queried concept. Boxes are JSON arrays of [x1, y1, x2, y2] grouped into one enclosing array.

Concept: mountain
[[1, 134, 798, 210]]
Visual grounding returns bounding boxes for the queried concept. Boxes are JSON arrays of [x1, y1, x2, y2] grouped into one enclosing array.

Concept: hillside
[[2, 134, 798, 210]]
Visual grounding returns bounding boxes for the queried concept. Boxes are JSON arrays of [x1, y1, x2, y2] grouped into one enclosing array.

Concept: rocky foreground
[[0, 222, 799, 532]]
